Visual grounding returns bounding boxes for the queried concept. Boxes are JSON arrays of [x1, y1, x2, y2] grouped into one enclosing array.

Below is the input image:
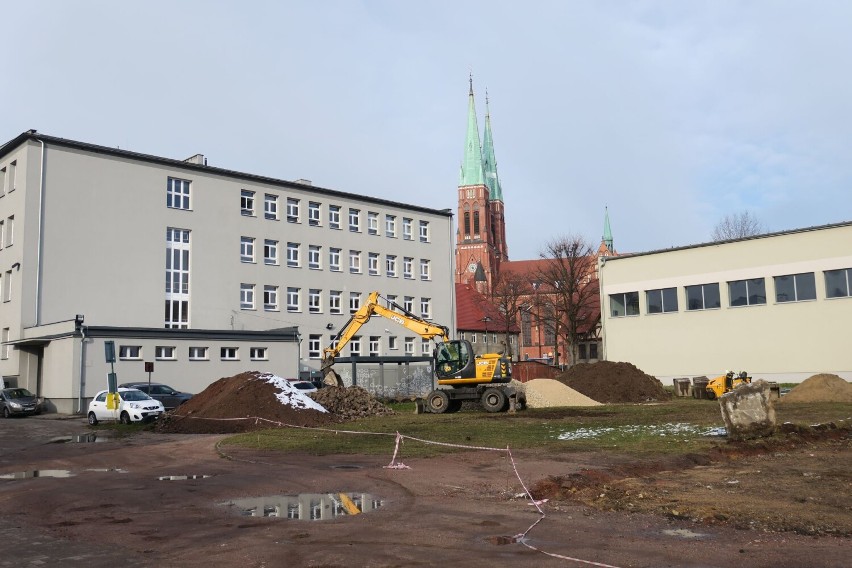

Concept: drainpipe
[[598, 256, 607, 361], [35, 137, 46, 325], [77, 325, 88, 413]]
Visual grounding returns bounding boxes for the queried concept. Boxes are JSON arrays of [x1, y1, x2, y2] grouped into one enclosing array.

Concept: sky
[[3, 1, 851, 260]]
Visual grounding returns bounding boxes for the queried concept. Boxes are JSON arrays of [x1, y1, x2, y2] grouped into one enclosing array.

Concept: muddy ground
[[0, 415, 849, 568]]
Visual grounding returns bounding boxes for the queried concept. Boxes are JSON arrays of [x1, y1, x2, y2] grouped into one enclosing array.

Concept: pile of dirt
[[556, 361, 670, 403], [157, 372, 334, 434], [310, 386, 395, 420], [512, 379, 601, 407], [779, 373, 852, 403]]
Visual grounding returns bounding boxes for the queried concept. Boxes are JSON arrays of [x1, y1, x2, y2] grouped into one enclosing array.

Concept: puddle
[[329, 465, 363, 470], [159, 475, 213, 481], [485, 535, 519, 545], [48, 433, 111, 444], [86, 468, 128, 474], [662, 528, 709, 539], [0, 469, 75, 479], [219, 492, 385, 520]]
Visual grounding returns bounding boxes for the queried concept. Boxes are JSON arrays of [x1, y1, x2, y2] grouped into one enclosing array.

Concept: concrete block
[[719, 379, 777, 440]]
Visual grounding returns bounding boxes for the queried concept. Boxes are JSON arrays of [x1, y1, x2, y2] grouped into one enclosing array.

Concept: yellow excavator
[[705, 371, 752, 400], [320, 291, 522, 413]]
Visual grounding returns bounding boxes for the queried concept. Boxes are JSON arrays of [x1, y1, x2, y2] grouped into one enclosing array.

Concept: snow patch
[[556, 422, 726, 440], [255, 373, 328, 413]]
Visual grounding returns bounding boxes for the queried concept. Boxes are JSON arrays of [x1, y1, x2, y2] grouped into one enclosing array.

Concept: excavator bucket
[[320, 356, 345, 388]]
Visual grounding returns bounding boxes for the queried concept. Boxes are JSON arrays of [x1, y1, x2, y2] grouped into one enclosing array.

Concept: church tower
[[454, 78, 506, 293]]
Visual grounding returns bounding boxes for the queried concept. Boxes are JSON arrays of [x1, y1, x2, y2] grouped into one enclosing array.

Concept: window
[[421, 339, 430, 355], [287, 287, 301, 312], [0, 167, 5, 196], [420, 259, 431, 280], [165, 228, 190, 328], [7, 161, 13, 192], [309, 289, 322, 313], [240, 237, 255, 263], [264, 194, 279, 220], [386, 294, 397, 308], [402, 218, 413, 240], [369, 336, 380, 356], [4, 216, 13, 247], [368, 212, 379, 235], [728, 278, 767, 307], [825, 268, 852, 298], [167, 177, 191, 210], [264, 239, 278, 265], [220, 347, 239, 361], [308, 201, 321, 226], [579, 343, 587, 360], [349, 250, 361, 273], [404, 337, 414, 355], [774, 273, 816, 303], [350, 291, 362, 313], [329, 205, 341, 229], [287, 242, 300, 267], [308, 245, 321, 269], [368, 252, 380, 275], [240, 283, 256, 310], [241, 189, 255, 216], [188, 346, 208, 360], [403, 257, 413, 279], [119, 346, 142, 360], [646, 287, 678, 314], [686, 283, 721, 311], [349, 208, 360, 232], [388, 336, 398, 350], [2, 270, 10, 302], [308, 335, 322, 359], [250, 347, 267, 361], [419, 220, 430, 242], [287, 198, 300, 222], [0, 220, 3, 249], [329, 290, 342, 314], [610, 292, 639, 317], [349, 336, 361, 356], [386, 255, 397, 277], [385, 215, 396, 237], [403, 296, 414, 313], [155, 346, 176, 360], [1, 327, 9, 359], [420, 297, 431, 319], [329, 248, 341, 271], [264, 285, 279, 311], [590, 342, 598, 359]]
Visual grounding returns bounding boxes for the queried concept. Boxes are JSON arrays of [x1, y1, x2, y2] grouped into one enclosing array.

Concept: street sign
[[145, 362, 154, 373], [104, 341, 116, 363]]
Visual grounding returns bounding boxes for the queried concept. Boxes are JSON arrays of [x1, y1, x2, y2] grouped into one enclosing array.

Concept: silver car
[[87, 388, 165, 425]]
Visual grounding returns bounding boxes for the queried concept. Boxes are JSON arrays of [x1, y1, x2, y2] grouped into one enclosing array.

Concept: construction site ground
[[0, 409, 849, 568]]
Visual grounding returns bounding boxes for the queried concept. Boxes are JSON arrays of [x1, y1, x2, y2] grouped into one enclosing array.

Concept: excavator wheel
[[426, 390, 451, 414], [481, 388, 508, 413], [706, 390, 717, 401], [446, 399, 463, 413]]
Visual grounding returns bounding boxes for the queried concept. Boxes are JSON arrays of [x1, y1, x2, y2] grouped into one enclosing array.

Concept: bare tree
[[536, 235, 600, 366], [489, 269, 529, 359], [712, 211, 765, 241]]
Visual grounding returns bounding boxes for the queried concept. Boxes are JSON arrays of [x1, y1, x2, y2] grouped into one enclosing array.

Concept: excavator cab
[[434, 340, 475, 379]]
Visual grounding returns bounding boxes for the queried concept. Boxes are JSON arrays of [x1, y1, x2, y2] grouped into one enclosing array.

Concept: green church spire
[[482, 92, 503, 202], [603, 207, 614, 251], [459, 75, 485, 187]]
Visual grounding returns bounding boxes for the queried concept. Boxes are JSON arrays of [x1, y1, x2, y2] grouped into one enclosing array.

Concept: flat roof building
[[0, 131, 454, 412]]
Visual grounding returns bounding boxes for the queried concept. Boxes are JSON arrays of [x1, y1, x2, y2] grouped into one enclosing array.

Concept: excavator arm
[[321, 291, 450, 386]]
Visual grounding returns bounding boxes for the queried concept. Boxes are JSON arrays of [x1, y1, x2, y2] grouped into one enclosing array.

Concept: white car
[[88, 388, 165, 425]]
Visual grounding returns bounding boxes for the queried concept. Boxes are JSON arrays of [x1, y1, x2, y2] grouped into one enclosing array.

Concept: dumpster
[[672, 378, 692, 397], [692, 377, 709, 399]]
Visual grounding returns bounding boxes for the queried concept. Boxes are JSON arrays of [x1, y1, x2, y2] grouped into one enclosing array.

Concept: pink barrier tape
[[173, 413, 621, 567]]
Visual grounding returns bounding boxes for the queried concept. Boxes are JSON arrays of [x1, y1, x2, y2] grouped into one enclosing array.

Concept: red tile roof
[[455, 283, 520, 333]]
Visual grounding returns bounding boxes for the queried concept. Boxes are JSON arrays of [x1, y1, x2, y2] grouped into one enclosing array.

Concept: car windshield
[[120, 390, 152, 401], [6, 389, 34, 399]]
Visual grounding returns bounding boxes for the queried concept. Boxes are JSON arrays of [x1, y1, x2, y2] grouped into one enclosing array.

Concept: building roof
[[459, 78, 485, 187], [455, 283, 519, 333], [0, 130, 453, 218], [482, 95, 503, 202]]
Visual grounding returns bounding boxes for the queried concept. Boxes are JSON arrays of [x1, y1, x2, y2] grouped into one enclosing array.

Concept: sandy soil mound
[[779, 373, 852, 403], [157, 371, 334, 434], [556, 361, 670, 403], [310, 386, 395, 420], [513, 378, 601, 408]]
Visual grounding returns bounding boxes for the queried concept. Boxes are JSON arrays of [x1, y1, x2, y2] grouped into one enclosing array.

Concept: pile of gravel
[[513, 379, 601, 408], [779, 374, 852, 403]]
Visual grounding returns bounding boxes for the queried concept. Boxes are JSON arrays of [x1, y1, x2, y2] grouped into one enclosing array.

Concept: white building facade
[[599, 222, 852, 384], [0, 131, 454, 413]]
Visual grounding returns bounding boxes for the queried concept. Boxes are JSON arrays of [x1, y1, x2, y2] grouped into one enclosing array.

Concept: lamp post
[[481, 316, 492, 354]]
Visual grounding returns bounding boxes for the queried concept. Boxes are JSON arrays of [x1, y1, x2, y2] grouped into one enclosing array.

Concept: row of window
[[116, 345, 268, 362], [239, 285, 432, 318], [166, 177, 431, 242], [239, 237, 432, 279], [0, 160, 16, 196], [610, 268, 852, 317], [457, 331, 517, 346], [305, 334, 432, 359]]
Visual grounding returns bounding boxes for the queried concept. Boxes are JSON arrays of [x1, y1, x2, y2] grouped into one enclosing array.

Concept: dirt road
[[0, 415, 848, 567]]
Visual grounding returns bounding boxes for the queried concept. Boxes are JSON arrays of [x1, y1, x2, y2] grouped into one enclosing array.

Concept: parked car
[[118, 382, 193, 410], [88, 388, 165, 425], [0, 388, 43, 418]]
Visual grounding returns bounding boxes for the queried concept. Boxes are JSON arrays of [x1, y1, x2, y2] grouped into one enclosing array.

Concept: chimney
[[294, 179, 312, 186], [184, 154, 206, 165]]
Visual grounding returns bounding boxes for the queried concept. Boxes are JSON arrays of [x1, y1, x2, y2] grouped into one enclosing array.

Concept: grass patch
[[219, 398, 852, 458]]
